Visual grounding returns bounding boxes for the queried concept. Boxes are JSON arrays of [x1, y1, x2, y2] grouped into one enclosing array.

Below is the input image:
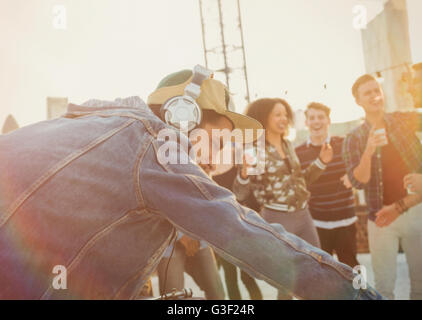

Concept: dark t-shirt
[[381, 135, 409, 205]]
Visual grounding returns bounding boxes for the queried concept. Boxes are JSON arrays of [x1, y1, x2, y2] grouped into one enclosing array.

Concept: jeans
[[157, 241, 225, 300], [368, 203, 422, 300]]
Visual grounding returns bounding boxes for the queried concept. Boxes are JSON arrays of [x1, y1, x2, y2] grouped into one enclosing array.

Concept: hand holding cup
[[366, 127, 388, 156]]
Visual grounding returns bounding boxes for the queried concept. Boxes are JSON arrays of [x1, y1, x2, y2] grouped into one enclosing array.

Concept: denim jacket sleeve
[[139, 137, 381, 300]]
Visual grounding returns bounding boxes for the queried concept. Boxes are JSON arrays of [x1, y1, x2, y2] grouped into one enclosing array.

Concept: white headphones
[[160, 65, 211, 132]]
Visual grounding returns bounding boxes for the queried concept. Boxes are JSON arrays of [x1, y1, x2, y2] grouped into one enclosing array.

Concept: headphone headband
[[160, 65, 211, 132]]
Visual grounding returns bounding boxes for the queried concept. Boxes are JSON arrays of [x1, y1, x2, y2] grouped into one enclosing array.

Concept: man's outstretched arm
[[140, 138, 382, 300]]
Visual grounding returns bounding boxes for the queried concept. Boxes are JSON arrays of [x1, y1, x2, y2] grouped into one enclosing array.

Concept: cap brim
[[220, 110, 263, 144], [148, 74, 263, 143]]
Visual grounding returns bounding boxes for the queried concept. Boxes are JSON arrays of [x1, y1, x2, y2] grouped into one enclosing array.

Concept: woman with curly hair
[[233, 98, 333, 299]]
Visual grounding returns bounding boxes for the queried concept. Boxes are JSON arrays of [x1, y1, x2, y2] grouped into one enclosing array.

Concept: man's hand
[[404, 173, 422, 194], [352, 127, 385, 185], [365, 127, 387, 157], [375, 204, 400, 227], [340, 174, 352, 189], [319, 143, 333, 164], [179, 235, 200, 257]]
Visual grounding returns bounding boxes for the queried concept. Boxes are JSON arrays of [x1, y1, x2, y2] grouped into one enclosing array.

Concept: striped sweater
[[295, 136, 356, 229]]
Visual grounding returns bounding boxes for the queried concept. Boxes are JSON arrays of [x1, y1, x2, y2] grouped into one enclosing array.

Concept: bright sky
[[1, 0, 421, 128]]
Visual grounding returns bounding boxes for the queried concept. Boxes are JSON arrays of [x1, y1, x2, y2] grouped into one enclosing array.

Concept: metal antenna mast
[[199, 0, 251, 112]]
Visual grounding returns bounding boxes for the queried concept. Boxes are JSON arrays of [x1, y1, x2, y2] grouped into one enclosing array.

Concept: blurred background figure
[[296, 102, 359, 268]]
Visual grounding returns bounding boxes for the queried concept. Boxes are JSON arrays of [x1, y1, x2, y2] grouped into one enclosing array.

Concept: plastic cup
[[374, 128, 388, 146]]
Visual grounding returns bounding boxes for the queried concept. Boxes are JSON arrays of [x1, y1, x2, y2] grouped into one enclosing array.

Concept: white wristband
[[315, 157, 327, 170], [237, 173, 250, 185]]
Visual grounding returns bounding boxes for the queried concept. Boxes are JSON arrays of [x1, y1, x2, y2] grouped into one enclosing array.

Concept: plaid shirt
[[343, 111, 422, 221]]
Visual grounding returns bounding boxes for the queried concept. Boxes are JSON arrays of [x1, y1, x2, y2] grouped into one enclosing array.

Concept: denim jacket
[[0, 97, 382, 300]]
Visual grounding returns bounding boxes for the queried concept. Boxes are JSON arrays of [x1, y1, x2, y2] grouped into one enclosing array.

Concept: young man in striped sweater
[[296, 102, 359, 268]]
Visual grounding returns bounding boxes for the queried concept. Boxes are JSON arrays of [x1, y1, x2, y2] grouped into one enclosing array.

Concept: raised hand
[[365, 127, 387, 156], [319, 143, 333, 164], [240, 153, 255, 179]]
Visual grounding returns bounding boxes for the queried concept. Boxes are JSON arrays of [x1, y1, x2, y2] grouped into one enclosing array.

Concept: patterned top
[[342, 111, 422, 221], [233, 138, 327, 212]]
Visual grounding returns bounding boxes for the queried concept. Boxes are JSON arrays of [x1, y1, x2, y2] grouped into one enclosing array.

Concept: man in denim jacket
[[0, 68, 382, 300]]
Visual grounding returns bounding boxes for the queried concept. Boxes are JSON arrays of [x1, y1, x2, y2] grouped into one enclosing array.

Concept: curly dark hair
[[244, 98, 294, 130]]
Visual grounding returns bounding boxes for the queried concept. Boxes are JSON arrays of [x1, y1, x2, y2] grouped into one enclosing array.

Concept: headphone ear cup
[[160, 96, 202, 131], [187, 101, 202, 130]]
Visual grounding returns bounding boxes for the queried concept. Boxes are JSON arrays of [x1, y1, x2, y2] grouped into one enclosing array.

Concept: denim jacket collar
[[66, 96, 150, 115]]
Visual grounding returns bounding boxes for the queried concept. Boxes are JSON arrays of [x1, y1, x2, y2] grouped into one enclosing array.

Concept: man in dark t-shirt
[[343, 74, 422, 300]]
